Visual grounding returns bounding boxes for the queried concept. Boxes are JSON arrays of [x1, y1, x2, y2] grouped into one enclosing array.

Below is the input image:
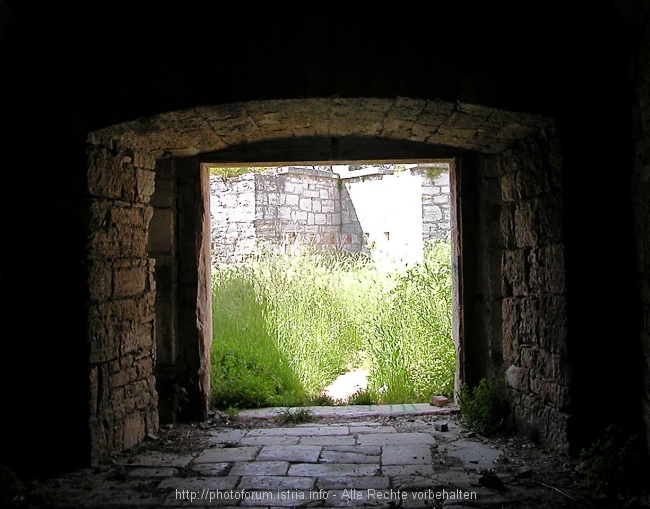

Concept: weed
[[310, 393, 338, 406], [579, 425, 645, 497], [210, 240, 455, 408], [223, 406, 240, 420], [458, 377, 513, 436], [276, 407, 314, 425], [347, 389, 375, 405]]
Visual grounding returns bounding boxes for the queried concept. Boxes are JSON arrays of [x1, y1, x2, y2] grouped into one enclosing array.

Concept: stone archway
[[86, 98, 568, 462]]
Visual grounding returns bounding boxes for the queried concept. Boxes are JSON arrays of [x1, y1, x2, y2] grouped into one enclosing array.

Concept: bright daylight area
[[208, 162, 455, 411]]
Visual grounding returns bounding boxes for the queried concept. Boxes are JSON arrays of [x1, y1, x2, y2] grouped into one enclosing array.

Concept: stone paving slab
[[237, 475, 315, 490], [445, 439, 502, 469], [287, 463, 380, 477], [194, 446, 260, 463], [190, 463, 231, 476], [319, 449, 381, 464], [246, 426, 349, 437], [207, 429, 249, 442], [357, 432, 437, 446], [256, 445, 322, 462], [297, 435, 356, 446], [229, 460, 290, 476], [238, 403, 459, 419], [240, 435, 300, 446], [381, 464, 436, 477], [23, 407, 589, 508], [350, 425, 396, 433], [382, 445, 433, 465]]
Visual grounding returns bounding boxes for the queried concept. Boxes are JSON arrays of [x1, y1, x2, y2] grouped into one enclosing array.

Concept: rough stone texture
[[88, 99, 551, 159], [209, 164, 451, 265], [87, 144, 159, 461], [489, 126, 569, 452], [85, 98, 561, 461]]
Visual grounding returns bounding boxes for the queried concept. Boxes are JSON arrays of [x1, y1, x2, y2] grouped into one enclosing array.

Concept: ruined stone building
[[1, 4, 650, 480], [209, 164, 451, 265]]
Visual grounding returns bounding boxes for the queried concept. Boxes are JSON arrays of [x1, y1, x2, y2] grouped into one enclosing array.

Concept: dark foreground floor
[[8, 410, 650, 508]]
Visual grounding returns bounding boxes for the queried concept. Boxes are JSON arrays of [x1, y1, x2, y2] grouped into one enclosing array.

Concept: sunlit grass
[[210, 240, 455, 408]]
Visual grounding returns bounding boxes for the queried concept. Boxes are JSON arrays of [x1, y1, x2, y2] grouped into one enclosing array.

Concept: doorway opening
[[205, 159, 458, 411]]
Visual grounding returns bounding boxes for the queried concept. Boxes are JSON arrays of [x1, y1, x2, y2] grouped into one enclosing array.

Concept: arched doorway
[[86, 98, 568, 462]]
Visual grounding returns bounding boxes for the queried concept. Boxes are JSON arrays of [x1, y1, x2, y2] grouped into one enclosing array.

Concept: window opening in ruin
[[207, 160, 456, 411]]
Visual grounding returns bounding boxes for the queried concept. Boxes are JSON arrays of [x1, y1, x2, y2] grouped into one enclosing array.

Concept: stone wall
[[210, 164, 451, 265], [86, 97, 567, 461], [420, 167, 452, 241], [488, 127, 569, 450], [210, 174, 257, 263], [86, 143, 159, 459]]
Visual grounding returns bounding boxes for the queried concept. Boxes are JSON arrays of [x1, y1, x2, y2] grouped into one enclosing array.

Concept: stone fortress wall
[[210, 163, 451, 265]]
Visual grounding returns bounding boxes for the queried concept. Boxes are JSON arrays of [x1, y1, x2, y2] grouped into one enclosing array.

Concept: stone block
[[136, 168, 156, 202], [88, 148, 136, 201], [88, 261, 113, 301], [285, 194, 299, 206], [287, 463, 379, 477], [357, 433, 436, 446], [322, 199, 335, 212], [537, 294, 568, 355], [382, 445, 432, 465], [230, 461, 290, 476], [246, 426, 349, 437], [123, 411, 146, 449], [503, 249, 528, 297], [319, 450, 380, 464], [194, 446, 260, 463], [299, 198, 312, 211], [298, 435, 356, 446], [514, 200, 538, 248], [429, 395, 449, 407], [256, 445, 322, 463], [500, 204, 517, 249], [240, 436, 300, 446], [113, 263, 147, 298], [501, 171, 520, 202]]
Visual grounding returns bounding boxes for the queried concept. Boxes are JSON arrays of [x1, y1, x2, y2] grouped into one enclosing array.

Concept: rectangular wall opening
[[204, 159, 460, 411]]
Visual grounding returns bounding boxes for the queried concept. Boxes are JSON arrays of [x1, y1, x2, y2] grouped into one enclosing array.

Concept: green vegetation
[[0, 464, 25, 506], [210, 240, 455, 409], [457, 377, 514, 436], [276, 407, 314, 425], [579, 424, 645, 497]]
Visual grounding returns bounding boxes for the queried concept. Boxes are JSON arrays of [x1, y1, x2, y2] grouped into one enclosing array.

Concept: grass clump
[[458, 377, 513, 436], [210, 240, 455, 408], [579, 424, 646, 497], [364, 240, 455, 403], [347, 389, 375, 405], [210, 267, 307, 409], [276, 407, 314, 425]]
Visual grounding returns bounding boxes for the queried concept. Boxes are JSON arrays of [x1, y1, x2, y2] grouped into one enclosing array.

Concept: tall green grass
[[210, 240, 455, 408]]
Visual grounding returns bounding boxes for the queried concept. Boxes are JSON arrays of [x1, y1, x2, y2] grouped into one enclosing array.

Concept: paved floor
[[15, 406, 613, 508]]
